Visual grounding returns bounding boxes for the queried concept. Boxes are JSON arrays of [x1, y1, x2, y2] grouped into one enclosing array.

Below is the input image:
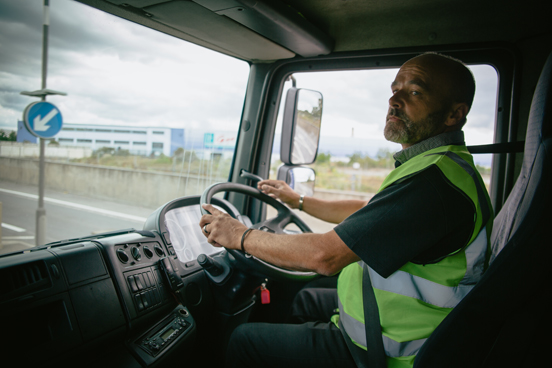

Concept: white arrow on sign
[[33, 108, 59, 131]]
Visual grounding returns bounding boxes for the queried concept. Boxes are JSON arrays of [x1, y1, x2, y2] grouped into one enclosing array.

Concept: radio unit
[[137, 307, 192, 357]]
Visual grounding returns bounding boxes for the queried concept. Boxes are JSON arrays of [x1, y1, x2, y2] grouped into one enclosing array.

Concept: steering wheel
[[200, 182, 319, 281]]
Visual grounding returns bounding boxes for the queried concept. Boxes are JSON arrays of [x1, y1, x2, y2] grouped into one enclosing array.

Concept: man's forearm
[[240, 229, 359, 276], [300, 197, 368, 223], [199, 203, 360, 276]]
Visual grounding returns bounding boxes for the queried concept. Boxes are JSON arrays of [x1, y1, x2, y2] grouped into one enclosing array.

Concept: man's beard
[[384, 107, 448, 145]]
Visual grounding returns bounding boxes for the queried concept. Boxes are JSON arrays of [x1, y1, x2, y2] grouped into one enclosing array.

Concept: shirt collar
[[393, 131, 465, 167]]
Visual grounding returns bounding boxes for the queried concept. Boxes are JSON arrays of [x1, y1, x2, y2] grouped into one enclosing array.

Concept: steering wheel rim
[[200, 182, 319, 281]]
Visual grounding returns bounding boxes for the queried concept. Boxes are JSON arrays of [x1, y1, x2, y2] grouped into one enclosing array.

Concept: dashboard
[[0, 196, 249, 367]]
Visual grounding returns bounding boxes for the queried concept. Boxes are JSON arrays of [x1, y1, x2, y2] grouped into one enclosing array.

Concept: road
[[0, 180, 156, 255], [0, 179, 338, 256]]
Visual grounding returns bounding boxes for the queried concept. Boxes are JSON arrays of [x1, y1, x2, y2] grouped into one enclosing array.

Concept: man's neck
[[393, 131, 465, 167]]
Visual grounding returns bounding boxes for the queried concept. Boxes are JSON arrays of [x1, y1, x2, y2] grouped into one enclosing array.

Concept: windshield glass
[[0, 0, 249, 255]]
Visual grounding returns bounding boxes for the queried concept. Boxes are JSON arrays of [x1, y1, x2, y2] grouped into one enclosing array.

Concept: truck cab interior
[[1, 0, 550, 367]]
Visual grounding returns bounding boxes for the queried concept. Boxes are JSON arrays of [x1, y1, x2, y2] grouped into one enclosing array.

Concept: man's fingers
[[260, 184, 274, 194], [202, 203, 222, 215]]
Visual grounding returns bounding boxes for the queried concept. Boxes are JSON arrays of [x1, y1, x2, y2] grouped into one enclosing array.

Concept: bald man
[[200, 53, 493, 368]]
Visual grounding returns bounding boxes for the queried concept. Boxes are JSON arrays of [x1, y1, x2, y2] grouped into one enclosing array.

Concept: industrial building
[[17, 121, 237, 158]]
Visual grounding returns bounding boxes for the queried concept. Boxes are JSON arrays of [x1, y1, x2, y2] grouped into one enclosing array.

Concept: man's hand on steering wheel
[[199, 204, 248, 250], [257, 179, 301, 209]]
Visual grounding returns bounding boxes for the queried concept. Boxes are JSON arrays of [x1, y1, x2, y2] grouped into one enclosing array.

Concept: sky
[[0, 0, 497, 164], [0, 0, 249, 132]]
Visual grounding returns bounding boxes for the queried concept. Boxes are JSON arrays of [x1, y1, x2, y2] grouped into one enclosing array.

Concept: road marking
[[1, 223, 26, 232], [0, 188, 147, 223]]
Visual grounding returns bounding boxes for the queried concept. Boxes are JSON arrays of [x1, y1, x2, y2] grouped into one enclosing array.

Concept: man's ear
[[445, 103, 469, 128]]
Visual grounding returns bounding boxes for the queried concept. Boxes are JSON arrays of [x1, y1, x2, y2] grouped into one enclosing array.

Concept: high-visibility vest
[[335, 144, 493, 368]]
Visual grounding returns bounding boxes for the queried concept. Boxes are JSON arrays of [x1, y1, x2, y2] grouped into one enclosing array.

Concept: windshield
[[0, 0, 249, 254]]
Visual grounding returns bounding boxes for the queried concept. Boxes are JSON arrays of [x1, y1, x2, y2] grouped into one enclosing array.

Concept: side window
[[272, 66, 498, 231]]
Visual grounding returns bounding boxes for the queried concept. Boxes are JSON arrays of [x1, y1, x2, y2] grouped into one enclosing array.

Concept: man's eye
[[411, 91, 420, 96]]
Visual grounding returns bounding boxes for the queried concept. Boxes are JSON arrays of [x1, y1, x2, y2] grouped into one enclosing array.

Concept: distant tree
[[48, 139, 60, 146], [347, 152, 363, 165], [173, 147, 184, 157], [96, 146, 115, 156], [347, 151, 377, 168], [376, 147, 394, 160], [316, 152, 331, 164], [0, 130, 16, 141]]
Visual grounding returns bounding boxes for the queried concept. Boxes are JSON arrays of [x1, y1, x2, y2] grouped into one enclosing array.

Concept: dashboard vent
[[0, 261, 52, 301]]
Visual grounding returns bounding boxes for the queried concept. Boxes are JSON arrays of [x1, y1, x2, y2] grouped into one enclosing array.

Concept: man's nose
[[389, 92, 403, 109]]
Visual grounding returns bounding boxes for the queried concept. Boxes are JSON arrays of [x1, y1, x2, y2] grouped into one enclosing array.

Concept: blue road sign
[[23, 101, 63, 138]]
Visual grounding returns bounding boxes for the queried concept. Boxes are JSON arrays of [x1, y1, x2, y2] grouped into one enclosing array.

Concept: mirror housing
[[280, 87, 323, 165], [277, 165, 316, 197]]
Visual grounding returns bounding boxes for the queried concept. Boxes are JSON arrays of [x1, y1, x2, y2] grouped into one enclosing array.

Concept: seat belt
[[340, 264, 387, 368]]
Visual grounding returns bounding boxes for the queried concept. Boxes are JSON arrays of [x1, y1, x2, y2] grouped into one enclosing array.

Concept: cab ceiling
[[77, 0, 548, 62]]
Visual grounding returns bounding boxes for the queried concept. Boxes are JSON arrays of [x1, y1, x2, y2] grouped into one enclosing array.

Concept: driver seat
[[413, 51, 552, 367]]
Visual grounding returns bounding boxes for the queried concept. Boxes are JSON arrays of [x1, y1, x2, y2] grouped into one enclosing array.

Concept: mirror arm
[[286, 74, 297, 87], [240, 169, 264, 184]]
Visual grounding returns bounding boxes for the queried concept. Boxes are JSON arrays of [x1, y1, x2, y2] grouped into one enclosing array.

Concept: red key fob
[[261, 284, 271, 304]]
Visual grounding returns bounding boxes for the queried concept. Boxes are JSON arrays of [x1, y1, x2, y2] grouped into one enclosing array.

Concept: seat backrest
[[414, 52, 552, 367]]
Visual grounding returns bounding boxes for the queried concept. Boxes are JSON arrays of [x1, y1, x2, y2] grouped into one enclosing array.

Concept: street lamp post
[[20, 0, 67, 246]]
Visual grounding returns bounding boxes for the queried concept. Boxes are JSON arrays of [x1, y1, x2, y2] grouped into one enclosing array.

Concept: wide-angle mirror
[[277, 165, 316, 197]]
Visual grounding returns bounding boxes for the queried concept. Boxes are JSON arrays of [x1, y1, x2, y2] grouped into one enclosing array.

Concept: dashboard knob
[[131, 246, 141, 261]]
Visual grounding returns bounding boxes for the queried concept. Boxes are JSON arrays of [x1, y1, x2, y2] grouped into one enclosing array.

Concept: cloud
[[0, 0, 249, 131]]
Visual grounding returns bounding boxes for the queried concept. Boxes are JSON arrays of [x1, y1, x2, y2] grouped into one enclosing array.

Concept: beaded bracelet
[[299, 194, 305, 211]]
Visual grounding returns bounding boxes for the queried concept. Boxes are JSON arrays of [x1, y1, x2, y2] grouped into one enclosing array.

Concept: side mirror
[[277, 166, 316, 197], [280, 87, 323, 165]]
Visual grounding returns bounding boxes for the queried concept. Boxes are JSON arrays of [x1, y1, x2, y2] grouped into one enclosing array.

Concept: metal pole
[[36, 0, 49, 246]]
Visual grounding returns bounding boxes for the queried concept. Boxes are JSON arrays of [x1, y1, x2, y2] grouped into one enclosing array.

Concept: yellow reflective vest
[[334, 144, 493, 368]]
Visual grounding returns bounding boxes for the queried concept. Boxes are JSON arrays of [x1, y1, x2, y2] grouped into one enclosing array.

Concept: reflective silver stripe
[[338, 297, 367, 347], [369, 268, 474, 309], [368, 226, 487, 308], [338, 297, 427, 357], [382, 335, 427, 358], [461, 225, 488, 284]]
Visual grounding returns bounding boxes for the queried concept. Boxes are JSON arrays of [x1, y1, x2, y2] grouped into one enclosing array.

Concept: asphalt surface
[[0, 179, 156, 255]]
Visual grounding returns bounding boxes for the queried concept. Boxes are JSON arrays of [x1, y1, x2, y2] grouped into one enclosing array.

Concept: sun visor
[[88, 0, 295, 61]]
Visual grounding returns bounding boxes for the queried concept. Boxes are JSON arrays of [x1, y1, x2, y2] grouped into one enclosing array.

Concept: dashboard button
[[141, 292, 149, 308], [135, 294, 144, 311], [128, 275, 139, 292], [136, 273, 146, 289]]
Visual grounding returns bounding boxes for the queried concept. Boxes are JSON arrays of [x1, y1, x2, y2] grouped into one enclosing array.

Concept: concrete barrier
[[0, 157, 376, 210], [0, 157, 227, 209], [0, 141, 92, 159]]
